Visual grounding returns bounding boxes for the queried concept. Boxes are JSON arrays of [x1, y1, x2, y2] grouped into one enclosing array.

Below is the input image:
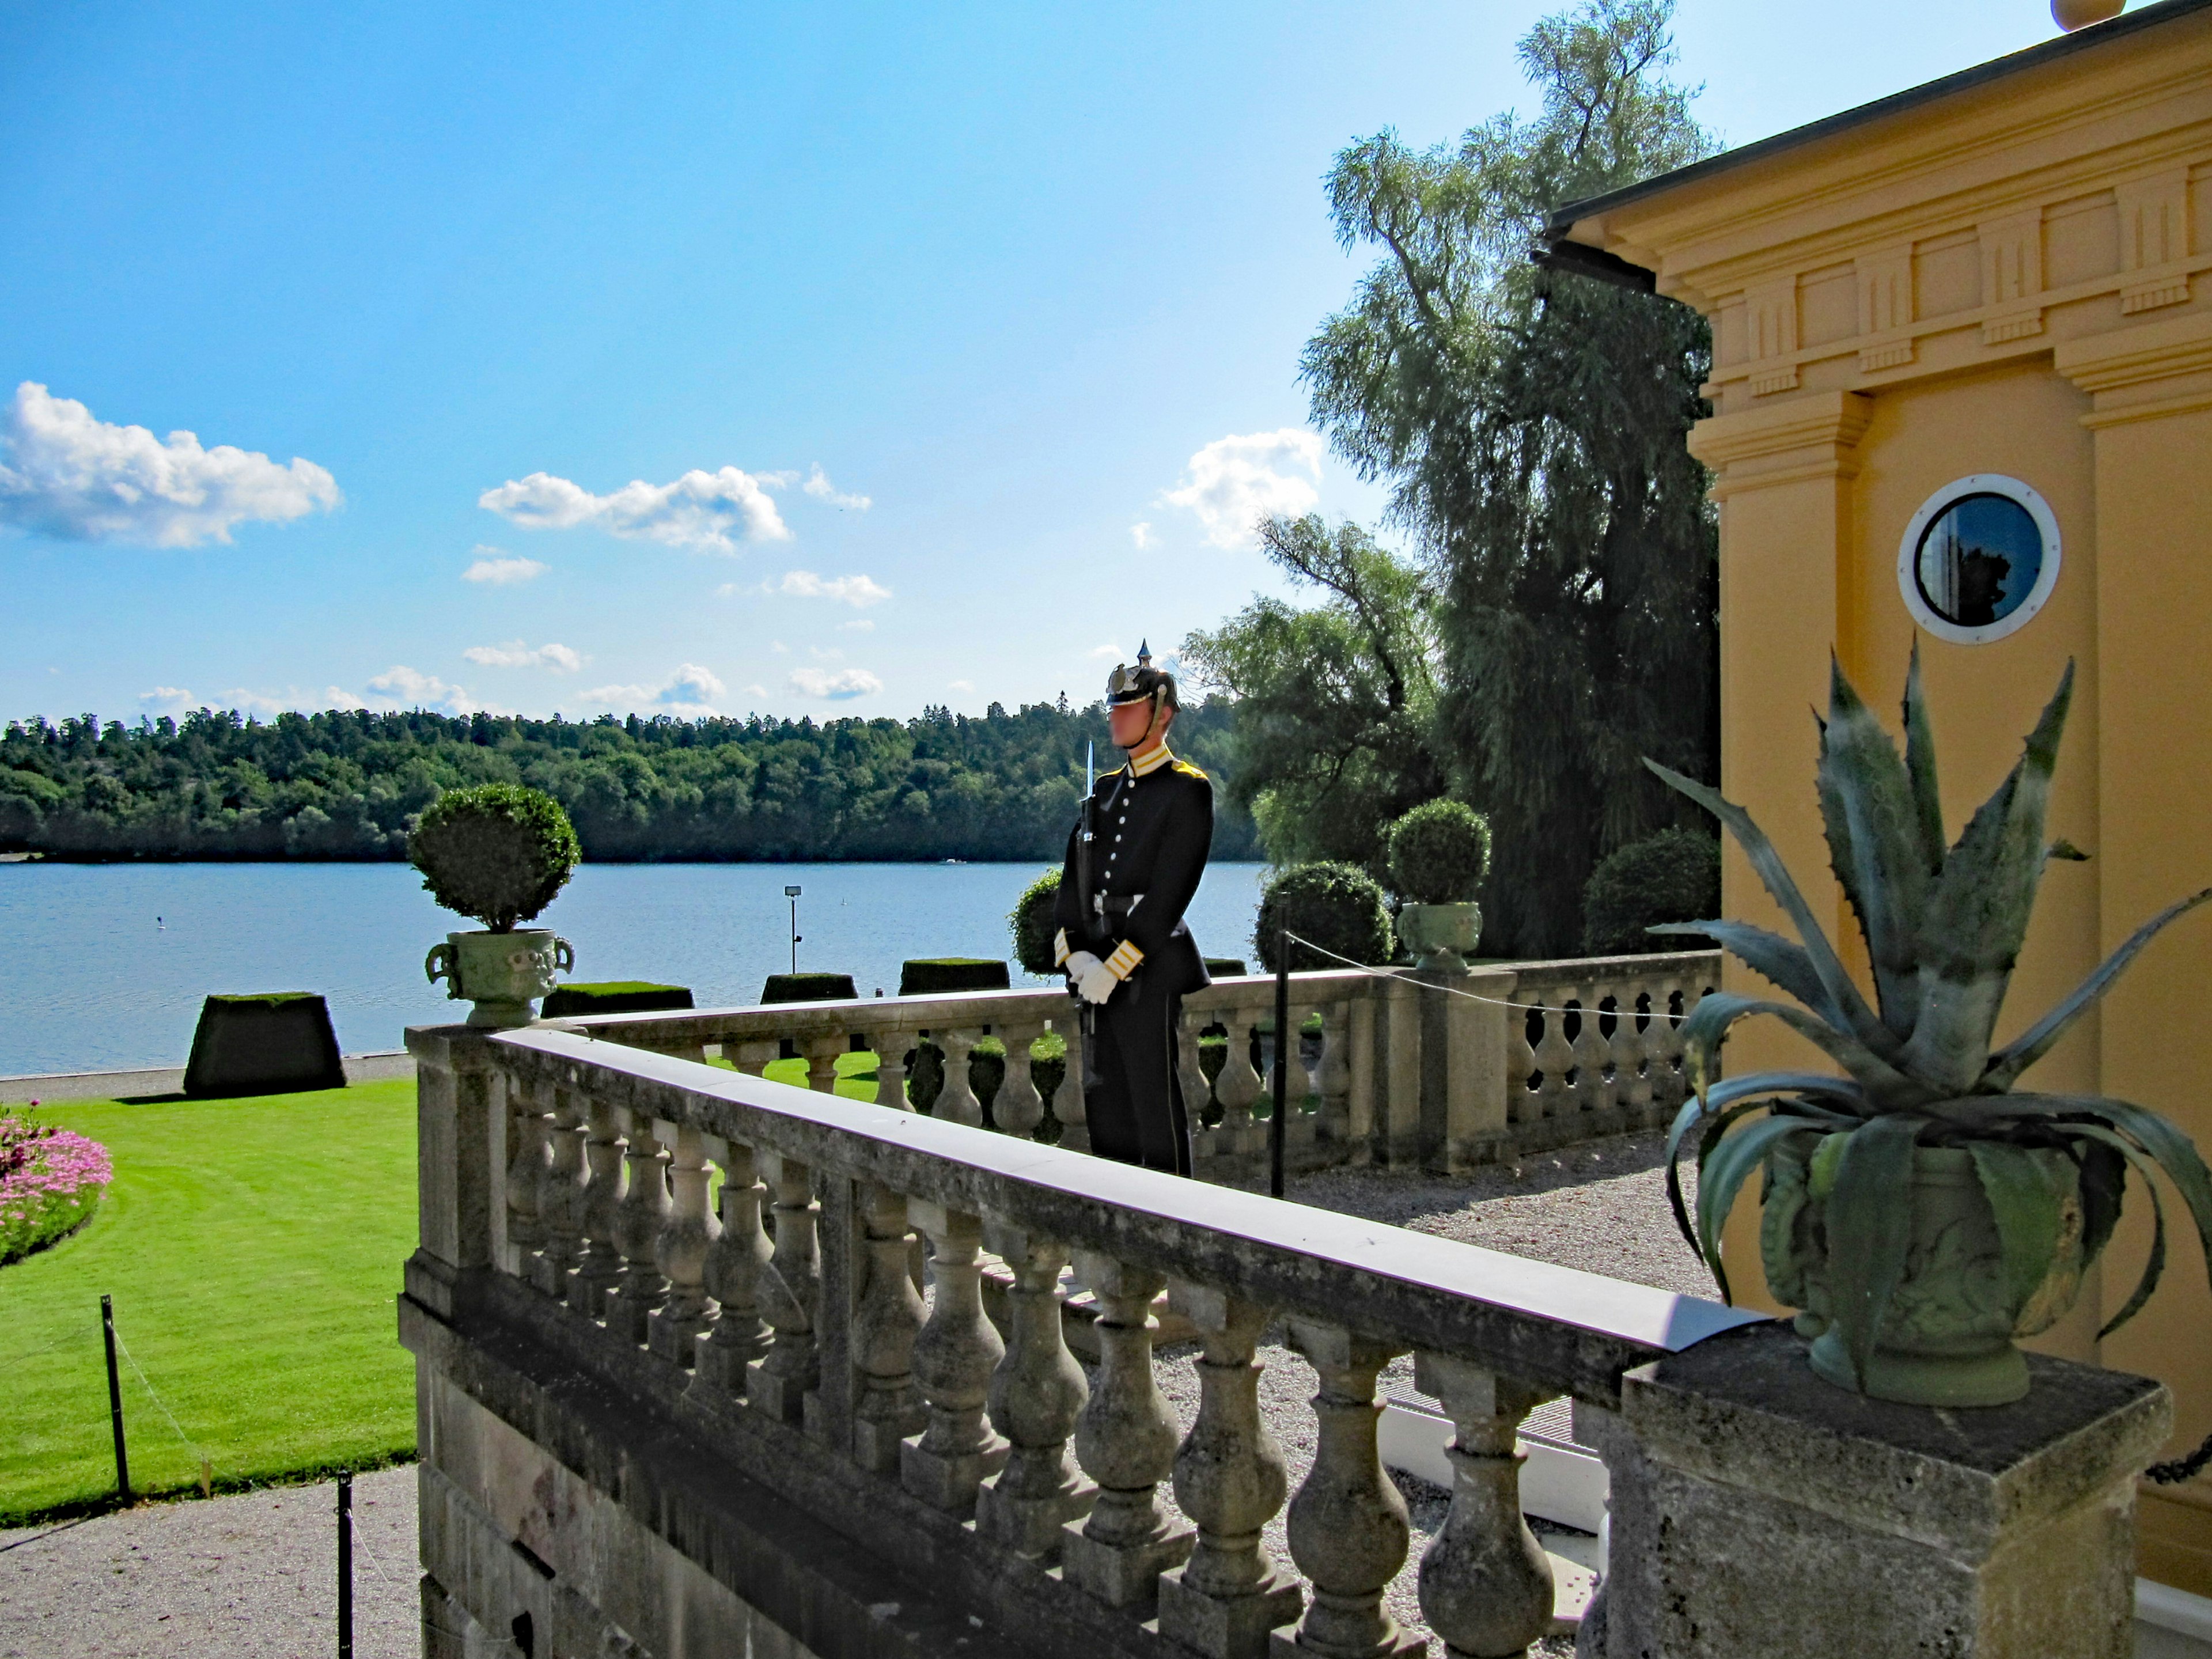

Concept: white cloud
[[838, 619, 875, 632], [789, 666, 882, 700], [365, 665, 505, 715], [479, 465, 790, 552], [463, 550, 546, 585], [0, 381, 340, 547], [801, 465, 871, 512], [1130, 522, 1154, 549], [948, 679, 975, 693], [770, 640, 790, 654], [772, 570, 891, 607], [584, 662, 727, 718], [138, 687, 196, 711], [464, 639, 585, 673], [1088, 643, 1123, 660], [809, 645, 843, 661], [1160, 428, 1323, 550]]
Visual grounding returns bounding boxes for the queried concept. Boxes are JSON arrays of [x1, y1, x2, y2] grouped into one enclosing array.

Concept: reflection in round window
[[1912, 493, 2043, 630]]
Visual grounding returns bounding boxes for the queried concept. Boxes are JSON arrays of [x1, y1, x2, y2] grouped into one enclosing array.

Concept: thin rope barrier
[[0, 1338, 65, 1378], [1278, 931, 1707, 1018], [111, 1327, 209, 1466]]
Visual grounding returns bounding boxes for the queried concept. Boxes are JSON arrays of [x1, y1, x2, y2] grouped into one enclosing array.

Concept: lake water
[[0, 861, 1270, 1077]]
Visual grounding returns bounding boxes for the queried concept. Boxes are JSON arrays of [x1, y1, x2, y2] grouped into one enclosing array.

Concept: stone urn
[[1394, 901, 1482, 975], [425, 929, 575, 1028], [1762, 1136, 2092, 1407]]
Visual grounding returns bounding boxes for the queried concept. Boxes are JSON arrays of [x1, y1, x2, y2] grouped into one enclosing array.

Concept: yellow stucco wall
[[1565, 7, 2212, 1591]]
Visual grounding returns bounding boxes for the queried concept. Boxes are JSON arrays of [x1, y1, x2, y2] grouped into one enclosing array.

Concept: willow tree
[[1302, 0, 1718, 956]]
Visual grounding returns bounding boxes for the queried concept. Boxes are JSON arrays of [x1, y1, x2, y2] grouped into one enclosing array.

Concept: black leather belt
[[1093, 893, 1144, 918]]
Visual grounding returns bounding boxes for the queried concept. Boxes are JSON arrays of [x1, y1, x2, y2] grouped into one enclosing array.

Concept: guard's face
[[1110, 699, 1170, 750]]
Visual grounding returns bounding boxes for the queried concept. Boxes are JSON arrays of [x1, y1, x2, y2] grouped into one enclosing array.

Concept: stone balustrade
[[533, 950, 1721, 1178], [405, 1016, 2176, 1659]]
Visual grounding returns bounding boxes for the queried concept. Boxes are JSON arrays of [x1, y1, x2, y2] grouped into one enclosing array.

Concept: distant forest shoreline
[[0, 700, 1263, 865]]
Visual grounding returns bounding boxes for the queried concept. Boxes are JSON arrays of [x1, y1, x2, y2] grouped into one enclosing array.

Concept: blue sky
[[1, 1, 2064, 725]]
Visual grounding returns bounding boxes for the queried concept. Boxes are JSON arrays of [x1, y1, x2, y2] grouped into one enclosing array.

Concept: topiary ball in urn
[[1652, 648, 2212, 1407], [1385, 798, 1491, 974], [412, 783, 582, 1028]]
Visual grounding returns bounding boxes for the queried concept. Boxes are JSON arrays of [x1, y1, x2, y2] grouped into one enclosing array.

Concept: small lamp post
[[785, 885, 802, 974]]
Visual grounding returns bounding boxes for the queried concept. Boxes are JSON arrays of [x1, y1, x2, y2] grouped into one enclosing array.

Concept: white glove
[[1077, 960, 1120, 1005], [1063, 950, 1102, 984]]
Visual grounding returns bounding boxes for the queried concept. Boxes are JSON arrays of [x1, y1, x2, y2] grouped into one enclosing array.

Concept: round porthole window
[[1896, 474, 2061, 645]]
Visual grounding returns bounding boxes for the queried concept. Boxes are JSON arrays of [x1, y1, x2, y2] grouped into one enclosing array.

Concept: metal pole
[[790, 896, 797, 974], [1271, 921, 1289, 1199], [100, 1294, 130, 1505], [337, 1471, 354, 1659]]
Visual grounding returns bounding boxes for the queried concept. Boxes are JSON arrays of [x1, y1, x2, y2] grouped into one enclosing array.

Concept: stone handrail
[[453, 1020, 1759, 1658], [540, 950, 1724, 1176]]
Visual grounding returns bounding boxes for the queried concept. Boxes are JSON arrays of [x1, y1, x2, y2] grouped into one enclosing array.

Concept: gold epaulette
[[1172, 759, 1209, 780]]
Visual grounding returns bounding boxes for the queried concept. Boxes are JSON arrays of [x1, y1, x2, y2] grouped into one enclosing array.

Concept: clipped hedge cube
[[760, 973, 860, 1005], [898, 958, 1011, 996], [540, 982, 696, 1018], [183, 994, 346, 1098]]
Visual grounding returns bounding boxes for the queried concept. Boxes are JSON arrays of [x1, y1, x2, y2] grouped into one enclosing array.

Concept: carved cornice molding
[[2058, 309, 2212, 428], [1689, 392, 1874, 496]]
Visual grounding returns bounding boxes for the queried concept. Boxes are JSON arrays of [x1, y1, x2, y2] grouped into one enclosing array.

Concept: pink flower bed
[[0, 1111, 112, 1266]]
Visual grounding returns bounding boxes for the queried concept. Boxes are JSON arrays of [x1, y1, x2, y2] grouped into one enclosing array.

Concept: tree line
[[0, 700, 1262, 863]]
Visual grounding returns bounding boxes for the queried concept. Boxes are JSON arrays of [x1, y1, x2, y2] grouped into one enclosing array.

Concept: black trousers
[[1082, 969, 1192, 1176]]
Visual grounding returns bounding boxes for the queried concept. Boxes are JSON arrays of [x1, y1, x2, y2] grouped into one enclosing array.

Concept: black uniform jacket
[[1054, 751, 1213, 999]]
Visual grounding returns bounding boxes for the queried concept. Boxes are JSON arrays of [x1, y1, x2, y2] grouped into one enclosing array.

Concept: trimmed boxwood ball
[[1256, 862, 1393, 973], [1581, 825, 1719, 955], [1385, 798, 1492, 904], [1009, 868, 1062, 976], [408, 783, 581, 933]]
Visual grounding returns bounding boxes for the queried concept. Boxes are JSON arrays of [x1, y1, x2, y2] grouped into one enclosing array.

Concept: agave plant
[[1646, 650, 2212, 1404]]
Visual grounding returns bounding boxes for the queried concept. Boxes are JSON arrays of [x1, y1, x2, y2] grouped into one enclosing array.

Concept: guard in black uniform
[[1054, 645, 1213, 1175]]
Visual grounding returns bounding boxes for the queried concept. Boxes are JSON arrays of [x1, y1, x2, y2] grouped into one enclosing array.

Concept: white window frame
[[1896, 474, 2062, 646]]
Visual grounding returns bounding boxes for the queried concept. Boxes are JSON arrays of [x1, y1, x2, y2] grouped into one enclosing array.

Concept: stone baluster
[[1282, 1321, 1421, 1659], [846, 1182, 927, 1471], [1177, 1005, 1215, 1129], [502, 1084, 550, 1275], [900, 1202, 1009, 1513], [1214, 1005, 1265, 1132], [803, 1033, 845, 1094], [745, 1153, 820, 1423], [1157, 1286, 1301, 1659], [647, 1120, 717, 1365], [729, 1039, 780, 1078], [1062, 1253, 1194, 1607], [1616, 987, 1656, 1122], [1414, 1354, 1554, 1659], [993, 1024, 1047, 1138], [693, 1137, 772, 1394], [1055, 1020, 1090, 1153], [1318, 1002, 1354, 1132], [933, 1029, 984, 1127], [976, 1226, 1093, 1558], [602, 1110, 671, 1343], [1649, 978, 1688, 1112], [567, 1098, 626, 1317], [529, 1086, 588, 1299], [874, 1032, 910, 1109], [1568, 989, 1608, 1118], [1528, 1001, 1575, 1125], [1503, 1007, 1537, 1130]]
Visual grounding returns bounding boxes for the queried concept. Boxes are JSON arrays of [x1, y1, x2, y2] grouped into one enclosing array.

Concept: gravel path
[[0, 1130, 1700, 1658], [0, 1469, 418, 1659]]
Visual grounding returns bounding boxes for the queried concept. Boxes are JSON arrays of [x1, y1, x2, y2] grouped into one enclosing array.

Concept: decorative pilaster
[[976, 1226, 1094, 1557], [901, 1202, 1008, 1514], [647, 1120, 716, 1366], [693, 1136, 771, 1395], [1062, 1253, 1194, 1608], [1157, 1286, 1302, 1659], [1276, 1322, 1423, 1659], [745, 1153, 820, 1423], [1414, 1355, 1554, 1659]]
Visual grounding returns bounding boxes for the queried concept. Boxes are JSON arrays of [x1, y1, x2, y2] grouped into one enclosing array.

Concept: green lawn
[[0, 1080, 419, 1524]]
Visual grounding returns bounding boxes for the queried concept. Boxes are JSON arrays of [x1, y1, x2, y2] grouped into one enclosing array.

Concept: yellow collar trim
[[1128, 743, 1174, 777]]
